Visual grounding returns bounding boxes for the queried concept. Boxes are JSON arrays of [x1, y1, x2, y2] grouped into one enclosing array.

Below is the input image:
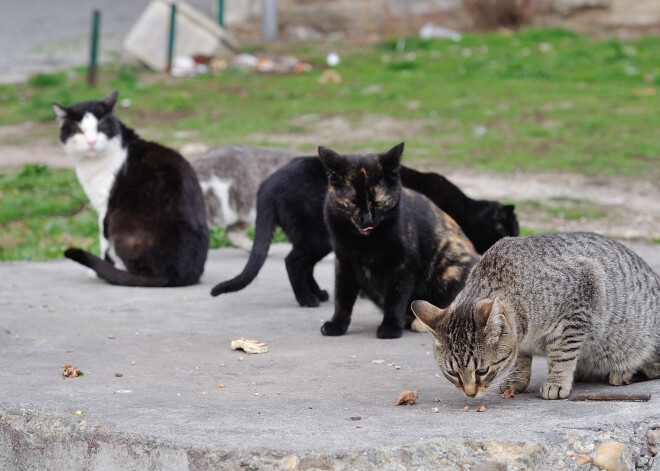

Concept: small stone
[[238, 356, 244, 361], [431, 407, 439, 413], [463, 405, 469, 411], [283, 455, 299, 470], [647, 429, 660, 454], [567, 451, 575, 457], [594, 442, 632, 471], [576, 454, 592, 465], [130, 361, 136, 365], [299, 458, 334, 470], [356, 424, 363, 428], [73, 411, 82, 415], [108, 334, 116, 339], [482, 440, 524, 461], [476, 405, 486, 412], [115, 372, 123, 377]]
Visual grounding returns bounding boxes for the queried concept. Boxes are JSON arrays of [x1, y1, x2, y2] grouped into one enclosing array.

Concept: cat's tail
[[64, 248, 170, 287], [210, 195, 276, 297]]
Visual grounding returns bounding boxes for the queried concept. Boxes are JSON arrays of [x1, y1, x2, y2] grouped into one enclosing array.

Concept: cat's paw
[[499, 381, 528, 394], [316, 290, 330, 302], [321, 321, 347, 336], [609, 370, 635, 386], [297, 295, 321, 308], [540, 382, 572, 400], [377, 323, 403, 339]]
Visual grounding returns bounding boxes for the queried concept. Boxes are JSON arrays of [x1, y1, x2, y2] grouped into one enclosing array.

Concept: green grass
[[1, 28, 659, 260]]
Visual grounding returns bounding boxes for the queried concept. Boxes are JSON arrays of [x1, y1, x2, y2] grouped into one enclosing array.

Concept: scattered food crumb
[[73, 411, 82, 415], [230, 338, 268, 354], [115, 372, 123, 377], [349, 354, 356, 358], [501, 386, 515, 399], [462, 406, 469, 412], [108, 334, 116, 340], [77, 333, 83, 337], [238, 356, 244, 361], [66, 350, 74, 353], [435, 397, 441, 402], [356, 424, 363, 429], [130, 361, 136, 365], [476, 405, 486, 412], [431, 407, 439, 413], [218, 384, 225, 388], [395, 389, 419, 405], [177, 393, 181, 397], [202, 391, 209, 395], [61, 364, 83, 378], [4, 330, 10, 334], [31, 337, 37, 341], [219, 362, 226, 367]]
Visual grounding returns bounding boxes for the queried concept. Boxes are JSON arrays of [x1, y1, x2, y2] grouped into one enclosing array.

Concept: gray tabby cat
[[192, 145, 298, 250], [412, 232, 660, 400]]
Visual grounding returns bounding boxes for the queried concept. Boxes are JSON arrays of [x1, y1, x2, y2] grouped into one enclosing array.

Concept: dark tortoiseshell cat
[[318, 143, 479, 339], [412, 232, 660, 399]]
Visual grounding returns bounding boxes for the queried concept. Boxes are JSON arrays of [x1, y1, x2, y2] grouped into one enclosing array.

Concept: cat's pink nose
[[87, 140, 96, 148]]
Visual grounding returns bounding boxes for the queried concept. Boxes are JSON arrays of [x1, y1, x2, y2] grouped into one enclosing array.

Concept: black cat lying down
[[211, 147, 518, 306]]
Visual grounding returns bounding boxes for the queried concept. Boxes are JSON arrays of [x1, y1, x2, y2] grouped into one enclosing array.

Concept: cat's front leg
[[540, 333, 584, 400], [321, 259, 359, 336], [377, 278, 415, 339], [499, 354, 532, 393]]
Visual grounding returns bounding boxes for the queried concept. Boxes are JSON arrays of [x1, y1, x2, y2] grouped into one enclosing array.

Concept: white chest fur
[[61, 113, 127, 254]]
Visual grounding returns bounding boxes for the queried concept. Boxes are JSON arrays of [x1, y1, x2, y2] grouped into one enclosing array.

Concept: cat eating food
[[412, 232, 660, 399], [318, 143, 479, 339], [52, 90, 209, 287]]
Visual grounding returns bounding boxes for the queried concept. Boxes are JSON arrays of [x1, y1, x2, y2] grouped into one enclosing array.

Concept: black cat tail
[[64, 248, 170, 287], [210, 195, 275, 297]]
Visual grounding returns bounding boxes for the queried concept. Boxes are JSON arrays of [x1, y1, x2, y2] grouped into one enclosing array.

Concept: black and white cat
[[52, 90, 209, 287]]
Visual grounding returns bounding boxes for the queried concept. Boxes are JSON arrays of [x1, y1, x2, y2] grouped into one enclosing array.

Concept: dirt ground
[[2, 120, 659, 243]]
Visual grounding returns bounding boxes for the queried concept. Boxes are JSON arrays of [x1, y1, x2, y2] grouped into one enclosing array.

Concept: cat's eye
[[446, 370, 459, 377], [476, 367, 490, 376]]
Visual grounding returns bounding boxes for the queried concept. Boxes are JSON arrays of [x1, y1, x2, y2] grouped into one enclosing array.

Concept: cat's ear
[[318, 146, 345, 176], [411, 300, 447, 333], [103, 90, 119, 110], [499, 205, 515, 220], [478, 297, 506, 344], [379, 142, 404, 171], [51, 103, 67, 125]]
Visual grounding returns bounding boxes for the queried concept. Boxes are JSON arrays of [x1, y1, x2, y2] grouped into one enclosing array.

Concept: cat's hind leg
[[639, 353, 660, 380], [226, 222, 253, 252], [285, 244, 331, 307], [609, 371, 636, 385]]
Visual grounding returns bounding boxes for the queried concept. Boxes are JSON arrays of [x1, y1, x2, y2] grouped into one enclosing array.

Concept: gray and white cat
[[192, 145, 298, 250], [412, 232, 660, 400]]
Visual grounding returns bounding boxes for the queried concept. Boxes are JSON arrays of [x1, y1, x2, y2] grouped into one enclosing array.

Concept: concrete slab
[[2, 244, 660, 470]]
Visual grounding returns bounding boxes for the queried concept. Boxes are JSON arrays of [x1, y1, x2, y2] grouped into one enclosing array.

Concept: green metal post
[[218, 0, 224, 27], [87, 10, 101, 86], [166, 2, 177, 73]]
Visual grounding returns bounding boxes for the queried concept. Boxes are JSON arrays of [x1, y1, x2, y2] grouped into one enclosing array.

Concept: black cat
[[210, 149, 518, 306], [53, 90, 209, 287], [318, 143, 478, 338], [398, 166, 518, 254]]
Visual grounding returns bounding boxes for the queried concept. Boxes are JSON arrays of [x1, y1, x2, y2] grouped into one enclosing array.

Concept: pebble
[[114, 372, 123, 377], [482, 440, 524, 461], [299, 458, 334, 470], [594, 442, 632, 471], [647, 429, 660, 454], [283, 455, 299, 470]]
